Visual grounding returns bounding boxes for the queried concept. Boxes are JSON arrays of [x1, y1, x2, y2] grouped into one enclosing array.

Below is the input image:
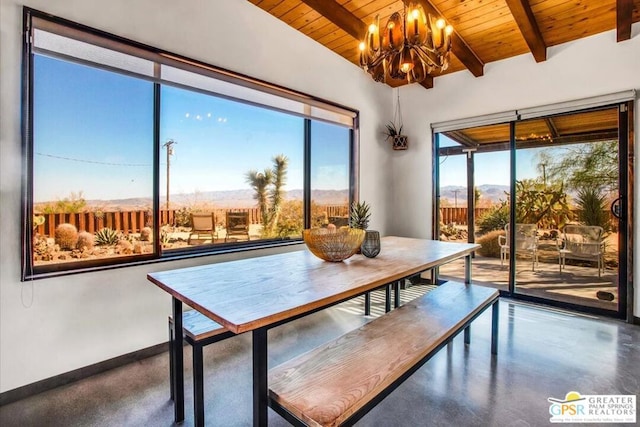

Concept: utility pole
[[162, 139, 177, 209], [452, 189, 460, 208]]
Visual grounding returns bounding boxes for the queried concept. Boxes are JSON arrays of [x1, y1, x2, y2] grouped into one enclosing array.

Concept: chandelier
[[358, 2, 453, 84]]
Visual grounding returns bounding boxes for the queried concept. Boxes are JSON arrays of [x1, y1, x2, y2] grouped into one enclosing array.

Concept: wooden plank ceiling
[[249, 0, 640, 88], [440, 107, 619, 154]]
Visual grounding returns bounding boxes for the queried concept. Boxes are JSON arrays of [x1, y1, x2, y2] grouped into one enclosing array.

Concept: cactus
[[33, 215, 45, 231], [140, 227, 152, 242], [54, 223, 79, 250], [77, 231, 94, 251], [94, 228, 120, 246]]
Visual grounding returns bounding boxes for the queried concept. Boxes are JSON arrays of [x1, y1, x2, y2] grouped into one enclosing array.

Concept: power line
[[35, 152, 151, 167]]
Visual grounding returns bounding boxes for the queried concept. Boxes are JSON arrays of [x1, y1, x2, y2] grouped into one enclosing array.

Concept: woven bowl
[[303, 228, 365, 262]]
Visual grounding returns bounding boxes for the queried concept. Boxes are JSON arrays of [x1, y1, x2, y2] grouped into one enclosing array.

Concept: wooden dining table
[[147, 236, 479, 426]]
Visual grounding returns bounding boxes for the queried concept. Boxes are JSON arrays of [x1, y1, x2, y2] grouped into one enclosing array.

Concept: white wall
[[0, 0, 392, 393], [392, 25, 640, 316]]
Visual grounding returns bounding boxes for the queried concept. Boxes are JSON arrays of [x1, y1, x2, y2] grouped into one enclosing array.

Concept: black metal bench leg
[[172, 298, 185, 422], [193, 343, 205, 427], [491, 301, 499, 355], [464, 326, 471, 345], [385, 285, 392, 313], [364, 293, 371, 315], [394, 281, 400, 308]]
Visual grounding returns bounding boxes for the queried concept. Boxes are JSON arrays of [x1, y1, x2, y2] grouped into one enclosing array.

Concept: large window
[[23, 9, 357, 278]]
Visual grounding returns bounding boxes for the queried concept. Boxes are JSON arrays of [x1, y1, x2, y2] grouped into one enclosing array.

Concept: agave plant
[[349, 201, 371, 230], [94, 227, 120, 246]]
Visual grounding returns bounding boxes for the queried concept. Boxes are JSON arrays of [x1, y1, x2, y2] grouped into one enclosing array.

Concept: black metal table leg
[[193, 344, 204, 427], [253, 328, 268, 427], [172, 297, 184, 423], [385, 285, 391, 312], [465, 254, 472, 284], [364, 292, 371, 315], [491, 301, 499, 355], [169, 320, 174, 401]]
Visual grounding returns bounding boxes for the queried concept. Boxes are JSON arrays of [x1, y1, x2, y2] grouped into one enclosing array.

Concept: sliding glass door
[[433, 99, 633, 319], [513, 107, 622, 312]]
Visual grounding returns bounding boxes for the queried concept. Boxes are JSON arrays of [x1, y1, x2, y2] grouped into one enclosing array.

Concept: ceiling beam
[[300, 0, 433, 90], [504, 0, 547, 62], [616, 0, 633, 42], [408, 0, 484, 77], [298, 0, 365, 40], [544, 118, 559, 138]]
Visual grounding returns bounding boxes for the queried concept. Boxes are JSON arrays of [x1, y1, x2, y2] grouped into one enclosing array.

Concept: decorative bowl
[[303, 228, 365, 262]]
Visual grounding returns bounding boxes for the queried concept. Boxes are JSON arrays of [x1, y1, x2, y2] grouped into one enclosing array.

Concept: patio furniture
[[187, 213, 216, 245], [224, 211, 250, 242], [328, 215, 349, 227], [557, 225, 605, 277], [498, 223, 539, 271]]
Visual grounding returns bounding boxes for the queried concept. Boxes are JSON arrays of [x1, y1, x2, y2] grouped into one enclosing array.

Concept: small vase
[[361, 230, 381, 258]]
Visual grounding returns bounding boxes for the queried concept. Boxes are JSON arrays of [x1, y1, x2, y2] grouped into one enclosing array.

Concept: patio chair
[[187, 213, 216, 245], [225, 211, 250, 242], [557, 225, 605, 277], [498, 223, 539, 271]]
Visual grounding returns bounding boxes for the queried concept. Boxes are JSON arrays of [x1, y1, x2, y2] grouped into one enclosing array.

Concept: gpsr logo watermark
[[548, 391, 636, 423]]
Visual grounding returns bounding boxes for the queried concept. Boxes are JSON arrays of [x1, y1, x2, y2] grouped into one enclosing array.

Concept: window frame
[[21, 7, 359, 280]]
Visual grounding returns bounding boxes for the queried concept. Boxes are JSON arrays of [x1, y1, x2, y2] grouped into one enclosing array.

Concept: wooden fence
[[440, 207, 617, 230], [34, 204, 350, 237]]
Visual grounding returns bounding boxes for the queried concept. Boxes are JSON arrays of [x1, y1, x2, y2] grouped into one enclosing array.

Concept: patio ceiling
[[440, 107, 620, 155], [249, 0, 640, 90]]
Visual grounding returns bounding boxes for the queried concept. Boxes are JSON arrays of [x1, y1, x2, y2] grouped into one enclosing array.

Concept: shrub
[[174, 207, 192, 228], [477, 229, 504, 258], [95, 228, 120, 246], [54, 223, 79, 250], [140, 227, 152, 241], [77, 231, 94, 251], [116, 239, 133, 254], [477, 202, 509, 235]]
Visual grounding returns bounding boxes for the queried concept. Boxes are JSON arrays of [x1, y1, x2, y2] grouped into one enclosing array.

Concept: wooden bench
[[268, 281, 499, 427], [168, 310, 235, 427]]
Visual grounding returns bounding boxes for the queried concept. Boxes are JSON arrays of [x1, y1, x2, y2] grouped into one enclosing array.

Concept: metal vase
[[361, 230, 381, 258]]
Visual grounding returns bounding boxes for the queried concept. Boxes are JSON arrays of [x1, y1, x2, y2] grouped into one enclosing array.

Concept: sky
[[33, 54, 350, 203], [439, 135, 544, 187]]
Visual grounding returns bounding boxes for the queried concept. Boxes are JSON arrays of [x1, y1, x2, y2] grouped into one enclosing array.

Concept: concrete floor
[[1, 286, 638, 427]]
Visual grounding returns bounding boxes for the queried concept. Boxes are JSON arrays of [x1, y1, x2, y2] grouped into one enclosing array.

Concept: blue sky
[[439, 135, 542, 187], [33, 55, 350, 203]]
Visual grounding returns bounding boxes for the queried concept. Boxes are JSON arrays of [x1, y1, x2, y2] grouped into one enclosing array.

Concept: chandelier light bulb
[[369, 23, 377, 33], [436, 18, 446, 29], [359, 41, 366, 51], [445, 25, 453, 35]]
